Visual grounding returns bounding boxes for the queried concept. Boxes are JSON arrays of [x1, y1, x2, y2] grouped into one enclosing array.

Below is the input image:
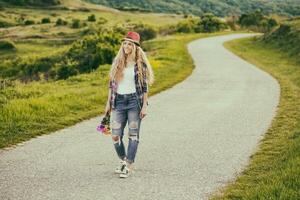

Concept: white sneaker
[[119, 164, 130, 178], [114, 160, 126, 174]]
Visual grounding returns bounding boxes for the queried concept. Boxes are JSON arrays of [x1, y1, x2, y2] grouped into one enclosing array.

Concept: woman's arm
[[140, 92, 148, 119], [143, 92, 148, 107]]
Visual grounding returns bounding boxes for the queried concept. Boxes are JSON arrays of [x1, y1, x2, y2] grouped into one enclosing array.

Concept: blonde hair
[[109, 41, 154, 88]]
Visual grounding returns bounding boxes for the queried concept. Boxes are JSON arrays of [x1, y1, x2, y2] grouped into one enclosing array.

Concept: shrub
[[41, 18, 51, 24], [80, 25, 98, 36], [56, 18, 67, 26], [55, 59, 79, 80], [200, 13, 227, 32], [158, 24, 177, 36], [71, 19, 80, 28], [238, 11, 277, 32], [87, 14, 96, 22], [0, 40, 16, 50], [0, 19, 13, 28], [24, 20, 35, 25], [82, 22, 87, 27], [176, 17, 199, 33]]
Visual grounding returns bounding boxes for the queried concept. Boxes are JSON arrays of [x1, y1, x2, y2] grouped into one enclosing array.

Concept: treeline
[[0, 0, 60, 6], [160, 11, 278, 34], [87, 0, 300, 17]]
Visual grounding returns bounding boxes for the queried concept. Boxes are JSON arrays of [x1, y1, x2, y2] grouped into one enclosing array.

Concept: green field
[[210, 35, 300, 199]]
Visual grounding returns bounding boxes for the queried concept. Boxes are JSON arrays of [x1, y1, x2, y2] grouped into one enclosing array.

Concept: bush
[[176, 17, 200, 33], [41, 17, 51, 24], [24, 20, 35, 25], [56, 18, 68, 26], [80, 25, 98, 36], [0, 19, 13, 28], [158, 24, 177, 36], [200, 13, 227, 32], [0, 53, 62, 82], [55, 59, 79, 80], [82, 22, 87, 27], [87, 14, 96, 22], [67, 31, 121, 73], [0, 40, 16, 50], [71, 19, 80, 28], [238, 11, 277, 32]]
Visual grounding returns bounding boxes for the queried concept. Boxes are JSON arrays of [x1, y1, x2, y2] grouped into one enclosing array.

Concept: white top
[[117, 62, 136, 94]]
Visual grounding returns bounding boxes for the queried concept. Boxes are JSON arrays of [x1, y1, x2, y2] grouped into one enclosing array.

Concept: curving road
[[0, 33, 280, 200]]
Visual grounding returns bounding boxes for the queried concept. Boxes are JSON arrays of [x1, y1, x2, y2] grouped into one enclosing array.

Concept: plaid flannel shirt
[[109, 62, 149, 110]]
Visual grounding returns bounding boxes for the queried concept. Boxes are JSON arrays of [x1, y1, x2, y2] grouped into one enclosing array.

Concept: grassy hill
[[261, 17, 300, 62], [0, 0, 182, 50], [0, 0, 59, 6], [86, 0, 300, 17]]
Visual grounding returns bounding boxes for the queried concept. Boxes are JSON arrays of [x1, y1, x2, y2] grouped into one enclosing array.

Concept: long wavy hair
[[109, 41, 154, 88]]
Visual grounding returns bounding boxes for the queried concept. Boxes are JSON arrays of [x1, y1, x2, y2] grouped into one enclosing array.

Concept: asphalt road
[[0, 33, 280, 200]]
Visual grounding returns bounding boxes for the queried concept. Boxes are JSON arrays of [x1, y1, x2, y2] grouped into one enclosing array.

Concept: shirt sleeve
[[142, 63, 148, 93]]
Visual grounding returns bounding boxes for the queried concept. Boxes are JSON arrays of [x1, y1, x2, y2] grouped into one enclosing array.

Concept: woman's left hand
[[140, 106, 147, 119]]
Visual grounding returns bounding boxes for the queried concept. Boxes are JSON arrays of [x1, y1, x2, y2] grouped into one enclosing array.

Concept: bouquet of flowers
[[97, 113, 111, 135]]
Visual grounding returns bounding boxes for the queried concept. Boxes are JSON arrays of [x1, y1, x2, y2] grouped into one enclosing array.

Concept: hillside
[[0, 0, 59, 6], [261, 17, 300, 62], [86, 0, 300, 17]]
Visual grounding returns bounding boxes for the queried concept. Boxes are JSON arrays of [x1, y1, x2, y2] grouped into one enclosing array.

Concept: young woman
[[104, 31, 154, 178]]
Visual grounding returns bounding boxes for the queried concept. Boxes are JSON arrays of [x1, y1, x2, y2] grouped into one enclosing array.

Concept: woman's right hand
[[104, 102, 111, 115]]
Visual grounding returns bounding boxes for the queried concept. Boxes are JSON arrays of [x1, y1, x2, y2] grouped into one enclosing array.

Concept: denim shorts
[[111, 93, 142, 137]]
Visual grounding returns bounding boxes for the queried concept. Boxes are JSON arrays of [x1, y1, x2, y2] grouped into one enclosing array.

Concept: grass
[[210, 36, 300, 199], [0, 40, 71, 60], [0, 31, 235, 149]]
